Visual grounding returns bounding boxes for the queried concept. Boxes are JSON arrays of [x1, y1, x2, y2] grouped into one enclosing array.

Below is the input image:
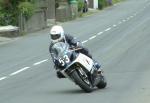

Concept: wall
[[19, 0, 55, 33], [55, 1, 71, 22], [23, 10, 46, 32], [89, 0, 94, 8], [88, 0, 98, 9], [47, 0, 55, 26], [55, 1, 78, 22], [94, 0, 98, 9]]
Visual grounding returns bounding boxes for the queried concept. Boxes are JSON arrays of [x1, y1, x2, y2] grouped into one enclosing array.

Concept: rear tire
[[71, 70, 93, 93]]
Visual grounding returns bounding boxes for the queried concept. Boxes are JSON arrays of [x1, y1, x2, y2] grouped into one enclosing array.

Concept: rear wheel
[[70, 68, 93, 93]]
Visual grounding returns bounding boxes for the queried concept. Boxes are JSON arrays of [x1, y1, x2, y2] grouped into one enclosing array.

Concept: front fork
[[90, 66, 103, 86]]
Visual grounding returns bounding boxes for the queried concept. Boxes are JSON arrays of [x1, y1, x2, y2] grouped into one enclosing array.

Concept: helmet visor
[[51, 34, 61, 40]]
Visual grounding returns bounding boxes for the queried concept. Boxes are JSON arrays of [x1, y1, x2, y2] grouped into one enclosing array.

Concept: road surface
[[0, 0, 150, 103]]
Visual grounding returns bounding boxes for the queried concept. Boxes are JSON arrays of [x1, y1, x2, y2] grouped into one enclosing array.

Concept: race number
[[64, 55, 70, 63], [59, 55, 70, 66]]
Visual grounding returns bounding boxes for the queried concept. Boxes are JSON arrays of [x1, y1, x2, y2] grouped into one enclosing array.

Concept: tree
[[0, 0, 35, 26]]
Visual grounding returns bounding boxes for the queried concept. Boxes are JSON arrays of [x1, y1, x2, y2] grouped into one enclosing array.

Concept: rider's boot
[[94, 61, 103, 75], [92, 61, 103, 85], [54, 66, 65, 79], [56, 71, 65, 78]]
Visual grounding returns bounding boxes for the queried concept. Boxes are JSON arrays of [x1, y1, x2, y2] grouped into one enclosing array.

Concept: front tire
[[96, 75, 107, 89], [70, 70, 93, 93]]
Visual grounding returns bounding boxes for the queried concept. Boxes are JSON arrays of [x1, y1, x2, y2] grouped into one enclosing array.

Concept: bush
[[112, 0, 121, 3], [98, 0, 108, 9], [0, 12, 13, 25], [18, 2, 35, 19], [77, 0, 84, 12], [98, 0, 122, 9], [0, 0, 35, 26], [0, 3, 17, 25]]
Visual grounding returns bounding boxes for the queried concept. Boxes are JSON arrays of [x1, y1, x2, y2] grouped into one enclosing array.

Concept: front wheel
[[70, 69, 93, 93], [96, 75, 107, 89]]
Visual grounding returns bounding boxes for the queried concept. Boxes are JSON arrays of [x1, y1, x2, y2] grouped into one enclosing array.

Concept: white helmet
[[50, 25, 65, 43]]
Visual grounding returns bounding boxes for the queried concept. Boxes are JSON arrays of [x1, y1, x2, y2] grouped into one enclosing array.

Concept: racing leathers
[[49, 34, 92, 60]]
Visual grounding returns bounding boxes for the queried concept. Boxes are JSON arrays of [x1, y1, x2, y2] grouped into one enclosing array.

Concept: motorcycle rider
[[49, 25, 101, 78]]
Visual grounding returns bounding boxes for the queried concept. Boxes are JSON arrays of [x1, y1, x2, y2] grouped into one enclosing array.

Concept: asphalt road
[[0, 0, 150, 103]]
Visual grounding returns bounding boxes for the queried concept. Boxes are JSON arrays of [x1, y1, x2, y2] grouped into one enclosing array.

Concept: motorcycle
[[51, 42, 107, 93]]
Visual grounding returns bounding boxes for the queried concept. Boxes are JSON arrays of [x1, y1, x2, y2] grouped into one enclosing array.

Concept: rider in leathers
[[49, 25, 101, 78]]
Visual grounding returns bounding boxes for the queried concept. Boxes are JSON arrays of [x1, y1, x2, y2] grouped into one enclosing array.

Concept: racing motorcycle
[[51, 42, 107, 93]]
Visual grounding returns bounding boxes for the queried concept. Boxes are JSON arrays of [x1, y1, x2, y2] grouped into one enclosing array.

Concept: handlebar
[[69, 47, 83, 52]]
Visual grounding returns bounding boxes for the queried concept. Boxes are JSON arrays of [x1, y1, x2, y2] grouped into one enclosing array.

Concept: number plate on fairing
[[75, 53, 94, 72]]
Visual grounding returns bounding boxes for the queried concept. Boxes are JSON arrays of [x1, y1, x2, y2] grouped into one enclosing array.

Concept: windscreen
[[51, 42, 69, 58]]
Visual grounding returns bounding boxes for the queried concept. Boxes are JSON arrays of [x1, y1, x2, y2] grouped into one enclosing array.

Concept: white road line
[[134, 13, 137, 16], [33, 59, 48, 66], [122, 19, 126, 22], [0, 76, 7, 81], [126, 17, 130, 20], [113, 24, 117, 27], [82, 40, 88, 44], [130, 15, 134, 18], [136, 11, 139, 14], [118, 21, 122, 24], [9, 67, 30, 76], [97, 31, 103, 36], [105, 27, 111, 32], [89, 35, 96, 40]]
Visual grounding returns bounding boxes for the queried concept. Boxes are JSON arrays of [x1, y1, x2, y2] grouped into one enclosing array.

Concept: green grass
[[112, 0, 123, 3]]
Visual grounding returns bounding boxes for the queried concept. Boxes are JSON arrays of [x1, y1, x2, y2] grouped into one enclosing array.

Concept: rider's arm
[[65, 34, 82, 47], [49, 43, 56, 63]]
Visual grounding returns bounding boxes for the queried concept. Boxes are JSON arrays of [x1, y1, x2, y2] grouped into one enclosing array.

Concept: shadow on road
[[48, 87, 106, 95], [49, 89, 86, 95]]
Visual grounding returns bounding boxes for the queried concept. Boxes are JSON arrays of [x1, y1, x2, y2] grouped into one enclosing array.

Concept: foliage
[[0, 0, 35, 26], [98, 0, 122, 9], [98, 0, 108, 9], [112, 0, 121, 3], [18, 2, 35, 19], [77, 0, 84, 12]]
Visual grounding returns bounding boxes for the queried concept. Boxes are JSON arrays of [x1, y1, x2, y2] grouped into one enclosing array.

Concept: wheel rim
[[78, 67, 92, 87]]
